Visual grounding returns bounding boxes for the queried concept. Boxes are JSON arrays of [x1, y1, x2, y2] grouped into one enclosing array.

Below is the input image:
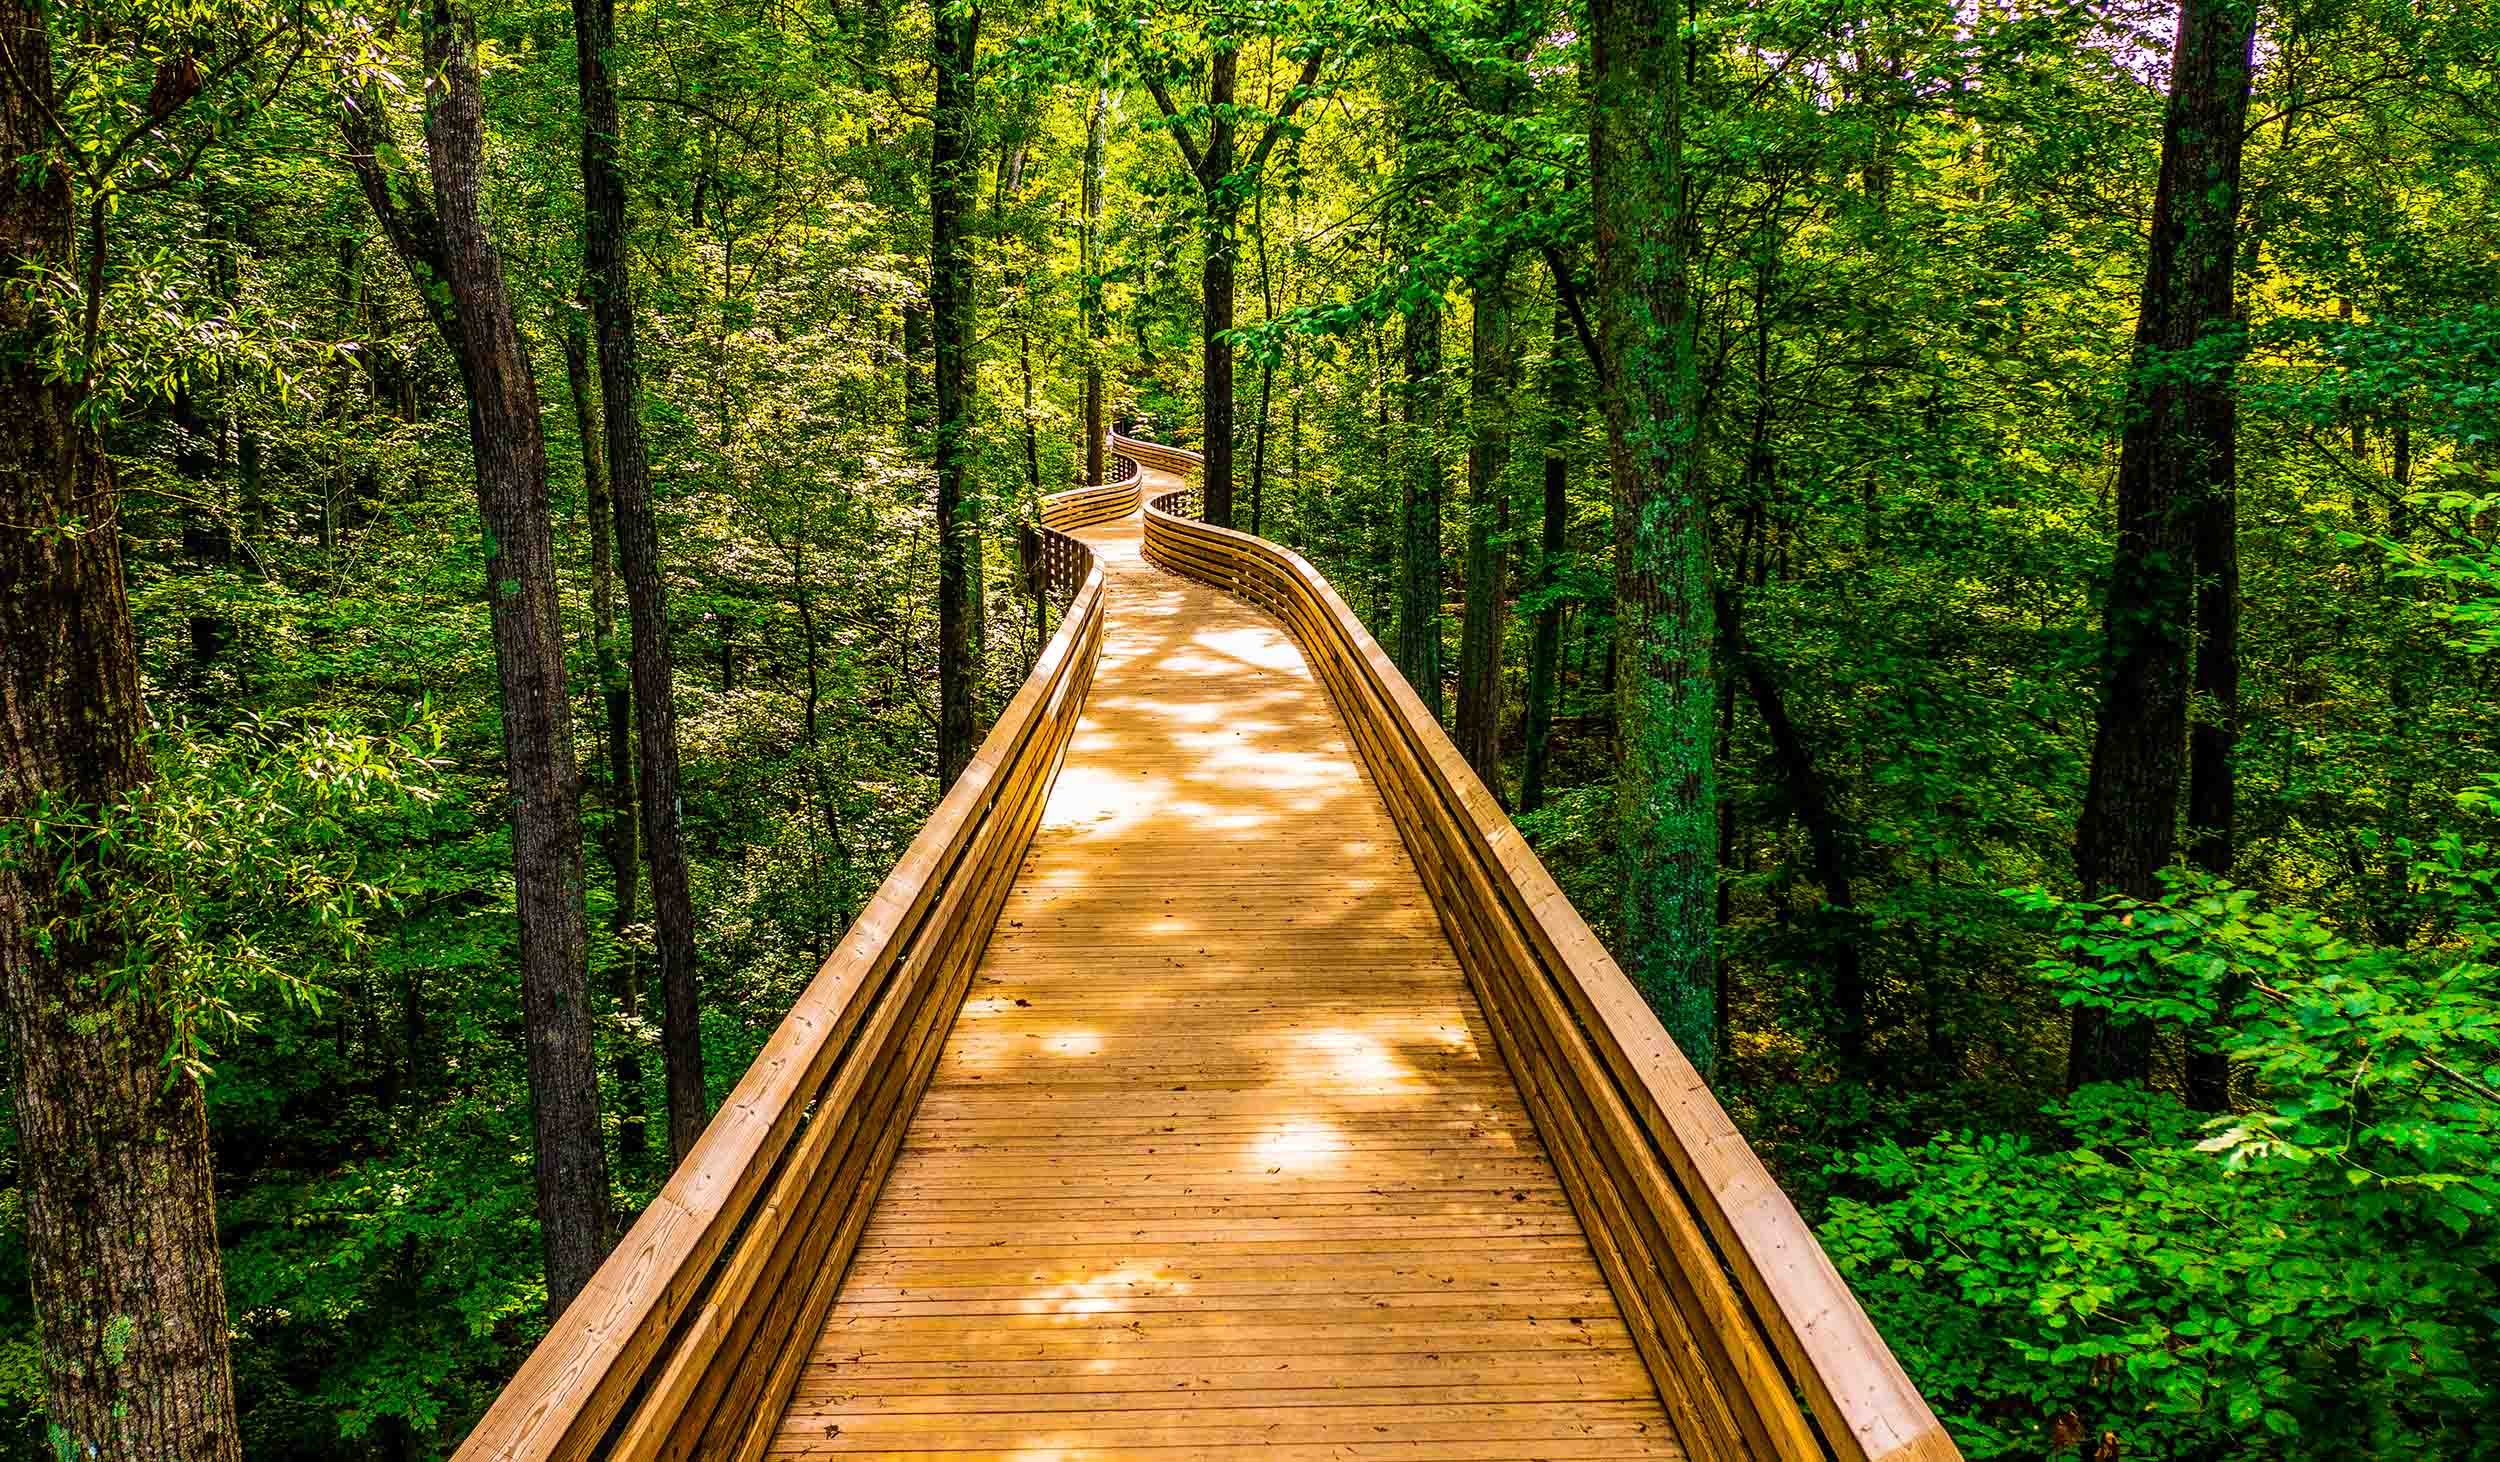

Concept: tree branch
[[1140, 72, 1206, 183], [1241, 49, 1326, 180], [336, 92, 462, 355], [1541, 244, 1607, 387]]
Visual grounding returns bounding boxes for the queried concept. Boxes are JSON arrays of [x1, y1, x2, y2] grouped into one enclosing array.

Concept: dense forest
[[1, 0, 2495, 1452]]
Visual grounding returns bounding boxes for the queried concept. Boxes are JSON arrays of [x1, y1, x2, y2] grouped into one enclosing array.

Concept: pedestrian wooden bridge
[[458, 437, 1958, 1462]]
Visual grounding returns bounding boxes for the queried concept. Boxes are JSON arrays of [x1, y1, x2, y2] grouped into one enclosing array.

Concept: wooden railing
[[1140, 455, 1960, 1462], [453, 492, 1111, 1462], [1107, 429, 1202, 479], [1036, 449, 1139, 533], [1022, 449, 1138, 608]]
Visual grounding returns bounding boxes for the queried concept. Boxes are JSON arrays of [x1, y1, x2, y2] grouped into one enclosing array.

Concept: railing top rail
[[1108, 431, 1202, 474]]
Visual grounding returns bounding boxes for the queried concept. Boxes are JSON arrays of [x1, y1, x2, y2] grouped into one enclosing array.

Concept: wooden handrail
[[1036, 448, 1140, 534], [1107, 430, 1202, 480], [1140, 465, 1960, 1462], [454, 489, 1113, 1462]]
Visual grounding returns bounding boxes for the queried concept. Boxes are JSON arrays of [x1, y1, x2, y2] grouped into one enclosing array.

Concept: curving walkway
[[769, 465, 1680, 1459]]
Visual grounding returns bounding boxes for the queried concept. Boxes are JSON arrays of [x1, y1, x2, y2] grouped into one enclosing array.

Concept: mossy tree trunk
[[932, 0, 982, 784], [1590, 0, 1715, 1076], [1, 13, 242, 1451], [1455, 254, 1517, 791], [1397, 304, 1447, 718], [1082, 83, 1108, 487], [1519, 297, 1575, 814]]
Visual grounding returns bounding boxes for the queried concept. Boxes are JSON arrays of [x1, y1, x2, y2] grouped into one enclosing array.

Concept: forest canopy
[[0, 0, 2495, 1455]]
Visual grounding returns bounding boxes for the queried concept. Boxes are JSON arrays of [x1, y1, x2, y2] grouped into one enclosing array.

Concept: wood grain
[[461, 433, 1954, 1462]]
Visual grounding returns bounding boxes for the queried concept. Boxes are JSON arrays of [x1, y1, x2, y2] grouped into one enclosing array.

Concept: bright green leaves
[[0, 710, 442, 1081], [1841, 859, 2500, 1455]]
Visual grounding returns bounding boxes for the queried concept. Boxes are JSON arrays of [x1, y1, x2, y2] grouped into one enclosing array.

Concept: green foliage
[[5, 0, 2495, 1450], [0, 714, 438, 1078], [1826, 850, 2500, 1458]]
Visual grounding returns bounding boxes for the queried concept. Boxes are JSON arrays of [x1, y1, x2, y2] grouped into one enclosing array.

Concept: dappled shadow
[[771, 465, 1682, 1458]]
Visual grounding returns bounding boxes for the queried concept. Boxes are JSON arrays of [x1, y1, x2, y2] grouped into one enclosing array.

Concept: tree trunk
[[2181, 393, 2243, 1109], [560, 312, 647, 1170], [1455, 256, 1516, 791], [932, 0, 982, 784], [1590, 0, 1715, 1076], [1519, 301, 1574, 814], [1397, 305, 1446, 718], [1250, 187, 1281, 538], [2072, 0, 2257, 1091], [2180, 453, 2240, 1109], [1200, 49, 1239, 530], [1082, 85, 1108, 487], [347, 0, 613, 1310], [574, 0, 706, 1163], [429, 0, 614, 1305], [0, 13, 241, 1451]]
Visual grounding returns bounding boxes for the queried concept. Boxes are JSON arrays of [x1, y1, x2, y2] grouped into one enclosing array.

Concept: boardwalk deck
[[769, 467, 1684, 1459]]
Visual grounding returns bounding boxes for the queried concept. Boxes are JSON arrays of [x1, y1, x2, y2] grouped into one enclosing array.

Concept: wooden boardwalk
[[770, 468, 1682, 1459]]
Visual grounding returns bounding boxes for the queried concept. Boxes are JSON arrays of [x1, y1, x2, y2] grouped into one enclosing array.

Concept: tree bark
[[1519, 300, 1574, 814], [902, 302, 932, 444], [0, 13, 242, 1452], [1397, 305, 1446, 719], [1590, 0, 1715, 1076], [560, 311, 647, 1169], [347, 0, 613, 1309], [1082, 84, 1108, 486], [2071, 0, 2258, 1091], [1200, 48, 1239, 528], [1251, 188, 1279, 538], [1455, 256, 1516, 791], [574, 0, 705, 1163], [932, 0, 982, 784], [2180, 431, 2240, 1110]]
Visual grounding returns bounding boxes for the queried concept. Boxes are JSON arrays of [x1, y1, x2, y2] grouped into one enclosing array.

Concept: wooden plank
[[718, 621, 1109, 1460], [481, 437, 1942, 1462], [1308, 634, 1807, 1457], [717, 612, 1110, 1461]]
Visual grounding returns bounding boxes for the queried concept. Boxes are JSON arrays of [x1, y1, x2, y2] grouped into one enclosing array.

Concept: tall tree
[[573, 0, 706, 1163], [1454, 254, 1516, 789], [559, 311, 647, 1168], [0, 9, 242, 1451], [932, 0, 982, 783], [2070, 0, 2260, 1090], [1082, 81, 1110, 488], [341, 0, 612, 1309], [1518, 296, 1574, 814], [1397, 304, 1447, 717], [1142, 37, 1323, 528], [1589, 0, 1714, 1074]]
